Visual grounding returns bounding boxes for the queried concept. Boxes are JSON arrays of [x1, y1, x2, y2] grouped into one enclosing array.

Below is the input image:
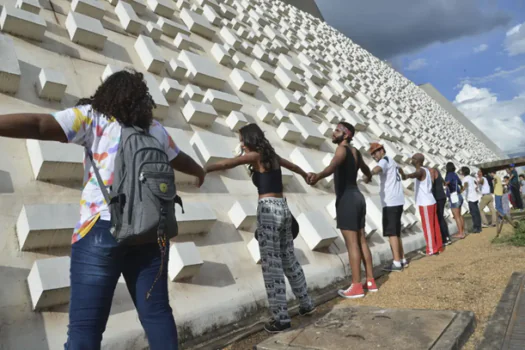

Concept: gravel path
[[224, 223, 525, 349]]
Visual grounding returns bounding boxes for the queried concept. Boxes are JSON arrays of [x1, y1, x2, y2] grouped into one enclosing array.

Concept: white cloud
[[504, 22, 525, 56], [458, 64, 525, 87], [473, 43, 488, 53], [454, 84, 525, 153], [405, 58, 428, 71]]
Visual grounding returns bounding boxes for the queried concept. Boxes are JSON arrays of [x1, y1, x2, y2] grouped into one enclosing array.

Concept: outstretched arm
[[0, 113, 67, 142], [170, 151, 205, 186], [279, 156, 308, 180], [205, 152, 258, 173], [308, 145, 346, 185], [400, 168, 424, 181]]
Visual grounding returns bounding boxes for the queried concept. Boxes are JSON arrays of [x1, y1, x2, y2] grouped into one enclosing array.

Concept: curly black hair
[[239, 123, 277, 173], [76, 69, 156, 129]]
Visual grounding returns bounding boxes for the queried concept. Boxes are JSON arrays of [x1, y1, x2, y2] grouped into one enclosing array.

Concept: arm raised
[[205, 152, 259, 173], [0, 113, 67, 142], [279, 156, 307, 180], [170, 151, 205, 187]]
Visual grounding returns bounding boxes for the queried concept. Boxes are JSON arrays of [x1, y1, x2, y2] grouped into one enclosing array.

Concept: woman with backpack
[[204, 123, 315, 333], [444, 162, 465, 239], [0, 69, 205, 350]]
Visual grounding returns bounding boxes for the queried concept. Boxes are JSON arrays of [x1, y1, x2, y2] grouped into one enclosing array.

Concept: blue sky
[[316, 0, 525, 156]]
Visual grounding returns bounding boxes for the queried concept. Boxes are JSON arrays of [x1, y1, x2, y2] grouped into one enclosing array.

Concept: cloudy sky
[[315, 0, 525, 156]]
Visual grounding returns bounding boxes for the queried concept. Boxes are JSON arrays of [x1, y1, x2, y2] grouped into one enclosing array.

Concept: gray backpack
[[86, 125, 183, 246]]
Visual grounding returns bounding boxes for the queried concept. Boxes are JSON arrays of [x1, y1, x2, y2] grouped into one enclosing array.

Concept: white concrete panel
[[146, 21, 162, 41], [230, 68, 259, 95], [180, 8, 215, 39], [168, 242, 203, 281], [179, 50, 225, 90], [164, 127, 203, 184], [167, 58, 188, 80], [202, 89, 242, 113], [157, 17, 190, 38], [134, 35, 165, 74], [247, 237, 260, 264], [174, 32, 192, 50], [289, 113, 325, 147], [26, 140, 84, 182], [159, 77, 183, 102], [275, 66, 306, 92], [175, 202, 217, 235], [182, 100, 218, 127], [143, 73, 169, 119], [0, 5, 46, 41], [296, 211, 338, 251], [71, 0, 105, 20], [276, 122, 301, 142], [250, 59, 275, 81], [0, 34, 21, 94], [146, 0, 174, 18], [15, 0, 41, 14], [115, 1, 143, 35], [256, 104, 275, 123], [228, 200, 257, 230], [210, 43, 232, 66], [27, 256, 70, 310], [65, 11, 106, 50], [36, 68, 67, 101], [190, 131, 236, 165], [181, 84, 205, 102], [275, 89, 301, 112], [226, 111, 248, 131]]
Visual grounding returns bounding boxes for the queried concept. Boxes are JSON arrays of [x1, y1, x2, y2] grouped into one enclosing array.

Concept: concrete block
[[240, 41, 253, 55], [275, 66, 305, 92], [26, 140, 83, 182], [156, 17, 190, 38], [230, 68, 258, 94], [202, 89, 242, 113], [0, 34, 21, 94], [278, 54, 303, 74], [146, 21, 161, 41], [168, 242, 203, 281], [321, 85, 339, 103], [296, 211, 338, 251], [365, 196, 383, 235], [250, 59, 275, 81], [65, 11, 106, 50], [146, 0, 174, 18], [219, 3, 236, 19], [247, 238, 260, 264], [71, 0, 105, 20], [178, 50, 225, 90], [27, 256, 70, 310], [252, 44, 269, 63], [16, 203, 78, 250], [181, 84, 204, 102], [226, 111, 248, 131], [174, 32, 192, 50], [164, 127, 203, 184], [180, 8, 215, 39], [318, 121, 333, 138], [256, 104, 276, 123], [228, 200, 257, 230], [202, 5, 221, 26], [325, 199, 336, 220], [211, 43, 232, 65], [182, 100, 218, 127], [36, 68, 67, 101], [289, 113, 325, 147], [219, 26, 241, 49], [275, 89, 301, 112], [175, 202, 217, 235], [115, 1, 143, 35], [122, 0, 146, 14], [143, 73, 169, 119], [134, 35, 165, 74], [167, 58, 188, 80], [15, 0, 41, 14], [323, 109, 341, 124], [159, 77, 183, 102], [0, 6, 46, 41], [175, 0, 190, 10], [197, 0, 220, 12], [232, 53, 246, 69], [339, 109, 367, 131], [274, 109, 290, 124], [290, 147, 332, 187], [190, 131, 236, 166], [277, 122, 301, 142]]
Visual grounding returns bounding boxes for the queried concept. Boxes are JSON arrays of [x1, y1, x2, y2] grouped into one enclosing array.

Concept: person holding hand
[[307, 122, 377, 299], [204, 123, 315, 334]]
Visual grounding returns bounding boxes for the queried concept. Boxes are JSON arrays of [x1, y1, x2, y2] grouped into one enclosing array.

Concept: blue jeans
[[495, 195, 504, 217], [468, 201, 482, 233], [65, 220, 178, 350]]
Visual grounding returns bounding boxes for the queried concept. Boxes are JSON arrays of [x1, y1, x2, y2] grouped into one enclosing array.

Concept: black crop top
[[252, 168, 283, 194]]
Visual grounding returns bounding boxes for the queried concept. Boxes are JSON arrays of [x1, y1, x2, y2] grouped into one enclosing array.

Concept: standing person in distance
[[507, 165, 524, 210], [365, 142, 408, 272], [520, 174, 525, 206], [460, 167, 482, 234], [307, 122, 378, 299], [430, 167, 452, 245], [399, 154, 443, 256], [477, 170, 497, 228], [0, 70, 206, 350], [203, 123, 315, 333], [444, 162, 465, 239]]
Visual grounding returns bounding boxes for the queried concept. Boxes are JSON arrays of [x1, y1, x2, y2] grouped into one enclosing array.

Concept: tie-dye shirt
[[52, 105, 180, 244]]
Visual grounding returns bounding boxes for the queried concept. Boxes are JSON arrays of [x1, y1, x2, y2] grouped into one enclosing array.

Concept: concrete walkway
[[256, 305, 475, 350]]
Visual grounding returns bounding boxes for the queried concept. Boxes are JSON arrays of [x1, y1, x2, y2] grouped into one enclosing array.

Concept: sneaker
[[444, 239, 452, 246], [365, 279, 378, 292], [338, 283, 365, 299], [299, 305, 317, 316], [264, 320, 291, 333], [383, 263, 403, 273], [402, 260, 409, 268]]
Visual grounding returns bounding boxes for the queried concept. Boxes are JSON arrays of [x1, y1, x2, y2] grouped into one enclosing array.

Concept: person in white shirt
[[399, 153, 443, 256], [477, 170, 496, 228], [461, 167, 482, 233], [365, 143, 407, 272]]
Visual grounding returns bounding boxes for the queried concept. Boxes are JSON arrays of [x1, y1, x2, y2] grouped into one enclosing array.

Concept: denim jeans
[[468, 201, 482, 233], [65, 220, 178, 350], [495, 195, 504, 217]]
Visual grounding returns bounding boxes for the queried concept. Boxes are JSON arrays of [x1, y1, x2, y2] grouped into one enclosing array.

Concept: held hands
[[196, 168, 206, 188], [306, 172, 320, 186], [398, 168, 407, 181]]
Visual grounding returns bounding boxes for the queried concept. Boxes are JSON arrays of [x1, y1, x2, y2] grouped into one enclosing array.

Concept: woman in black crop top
[[204, 123, 315, 333]]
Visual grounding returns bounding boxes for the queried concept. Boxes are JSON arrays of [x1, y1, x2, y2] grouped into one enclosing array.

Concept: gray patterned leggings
[[257, 198, 313, 324]]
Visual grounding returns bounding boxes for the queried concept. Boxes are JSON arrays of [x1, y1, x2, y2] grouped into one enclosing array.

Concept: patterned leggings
[[257, 198, 312, 324]]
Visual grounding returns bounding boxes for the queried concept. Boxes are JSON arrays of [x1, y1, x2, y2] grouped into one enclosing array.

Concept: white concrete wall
[[0, 0, 496, 348]]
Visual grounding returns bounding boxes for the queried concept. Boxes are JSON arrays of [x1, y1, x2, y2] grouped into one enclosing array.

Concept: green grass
[[493, 220, 525, 247]]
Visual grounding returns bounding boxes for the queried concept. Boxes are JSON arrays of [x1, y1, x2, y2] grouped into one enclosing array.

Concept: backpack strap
[[85, 148, 112, 205]]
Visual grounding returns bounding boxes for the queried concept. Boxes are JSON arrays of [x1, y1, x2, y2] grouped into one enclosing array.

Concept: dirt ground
[[223, 223, 525, 350]]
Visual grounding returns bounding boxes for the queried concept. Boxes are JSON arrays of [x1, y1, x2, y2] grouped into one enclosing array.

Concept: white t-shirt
[[463, 175, 479, 202], [377, 156, 405, 207], [52, 105, 180, 244]]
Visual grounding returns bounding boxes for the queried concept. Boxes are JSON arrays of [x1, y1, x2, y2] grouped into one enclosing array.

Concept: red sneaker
[[364, 279, 378, 292], [338, 283, 365, 299]]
